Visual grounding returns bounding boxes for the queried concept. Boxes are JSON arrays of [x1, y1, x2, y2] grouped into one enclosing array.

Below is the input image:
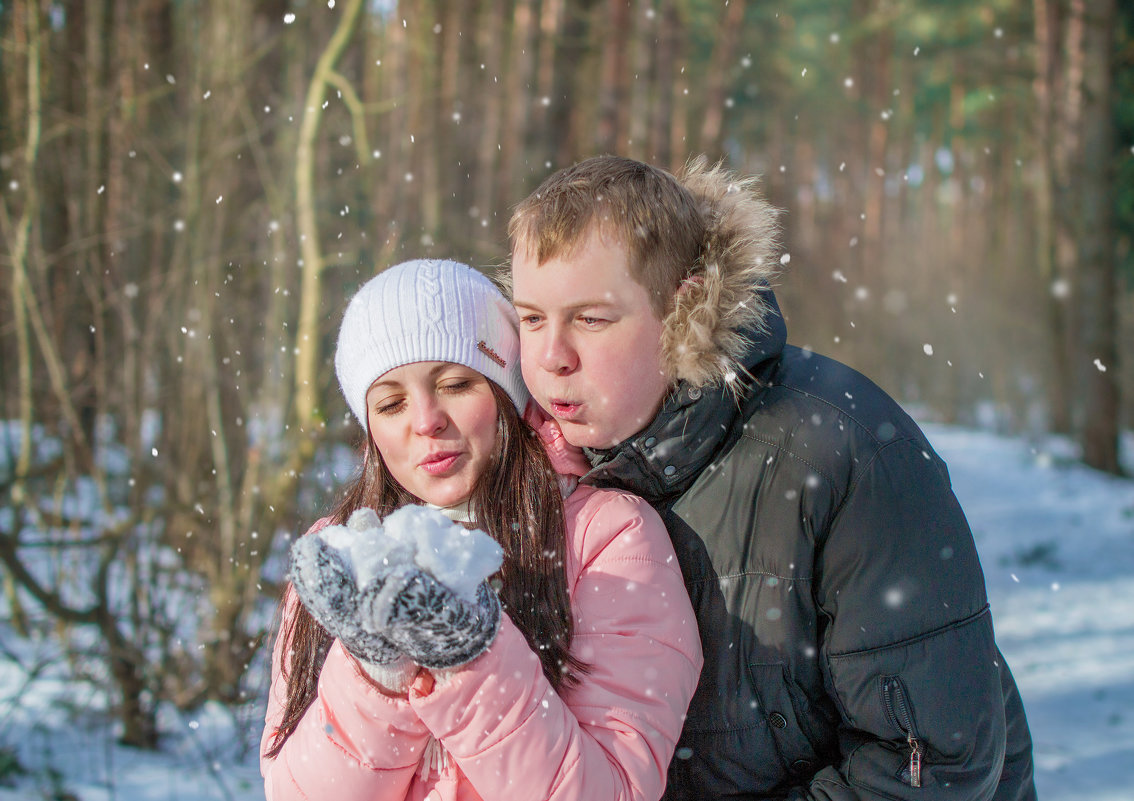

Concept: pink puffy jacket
[[261, 484, 703, 801]]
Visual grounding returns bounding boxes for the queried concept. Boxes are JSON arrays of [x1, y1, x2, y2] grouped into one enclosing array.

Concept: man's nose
[[538, 324, 579, 375]]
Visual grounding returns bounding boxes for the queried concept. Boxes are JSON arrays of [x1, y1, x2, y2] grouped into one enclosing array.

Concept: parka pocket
[[880, 675, 924, 787], [748, 661, 833, 778], [667, 658, 792, 795]]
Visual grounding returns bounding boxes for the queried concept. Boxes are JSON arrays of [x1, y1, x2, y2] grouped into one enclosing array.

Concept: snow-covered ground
[[1, 423, 1131, 800], [923, 424, 1134, 801]]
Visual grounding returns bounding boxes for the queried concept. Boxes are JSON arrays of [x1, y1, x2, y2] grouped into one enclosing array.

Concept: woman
[[260, 259, 702, 801]]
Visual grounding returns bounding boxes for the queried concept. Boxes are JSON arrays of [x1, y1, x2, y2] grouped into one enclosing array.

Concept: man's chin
[[555, 419, 595, 448]]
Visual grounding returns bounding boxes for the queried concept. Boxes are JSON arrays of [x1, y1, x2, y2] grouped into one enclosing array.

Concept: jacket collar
[[583, 292, 787, 504]]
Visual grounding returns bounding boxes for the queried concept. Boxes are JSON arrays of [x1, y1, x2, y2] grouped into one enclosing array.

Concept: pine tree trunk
[[595, 0, 631, 153], [625, 0, 654, 161], [549, 0, 598, 167], [697, 0, 745, 158], [861, 27, 892, 282], [1052, 0, 1087, 432], [648, 0, 678, 167], [474, 0, 507, 248], [1077, 0, 1120, 473], [498, 0, 537, 209]]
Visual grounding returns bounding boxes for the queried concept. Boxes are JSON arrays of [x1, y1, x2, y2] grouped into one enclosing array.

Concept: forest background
[[1, 0, 1131, 759]]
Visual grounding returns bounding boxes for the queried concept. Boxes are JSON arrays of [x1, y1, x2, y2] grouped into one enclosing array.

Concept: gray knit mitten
[[359, 564, 502, 670], [288, 533, 401, 667]]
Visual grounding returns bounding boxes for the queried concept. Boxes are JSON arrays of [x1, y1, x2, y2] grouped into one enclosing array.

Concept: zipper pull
[[908, 734, 923, 788]]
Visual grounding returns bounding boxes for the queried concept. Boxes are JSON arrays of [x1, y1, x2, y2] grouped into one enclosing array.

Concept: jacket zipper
[[881, 676, 923, 788]]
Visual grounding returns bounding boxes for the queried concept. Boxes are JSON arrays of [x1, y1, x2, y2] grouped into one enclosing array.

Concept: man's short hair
[[508, 156, 706, 318]]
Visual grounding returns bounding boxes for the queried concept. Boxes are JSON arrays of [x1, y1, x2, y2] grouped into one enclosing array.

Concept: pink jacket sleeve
[[410, 486, 703, 801]]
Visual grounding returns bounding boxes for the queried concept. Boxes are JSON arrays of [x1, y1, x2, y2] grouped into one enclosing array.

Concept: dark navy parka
[[582, 297, 1037, 801]]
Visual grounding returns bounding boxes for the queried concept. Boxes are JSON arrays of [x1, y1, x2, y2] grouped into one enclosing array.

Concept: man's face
[[512, 227, 670, 449]]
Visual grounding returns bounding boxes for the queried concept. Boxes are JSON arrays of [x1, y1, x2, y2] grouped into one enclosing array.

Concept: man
[[506, 155, 1036, 800]]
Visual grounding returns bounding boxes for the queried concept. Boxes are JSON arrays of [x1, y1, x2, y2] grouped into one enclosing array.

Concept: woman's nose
[[412, 397, 448, 436]]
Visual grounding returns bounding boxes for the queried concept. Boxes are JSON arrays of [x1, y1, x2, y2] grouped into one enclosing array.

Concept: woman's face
[[365, 361, 500, 508]]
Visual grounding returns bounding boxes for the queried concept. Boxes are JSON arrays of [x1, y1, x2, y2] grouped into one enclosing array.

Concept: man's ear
[[660, 274, 701, 327], [661, 271, 717, 387], [675, 274, 704, 297]]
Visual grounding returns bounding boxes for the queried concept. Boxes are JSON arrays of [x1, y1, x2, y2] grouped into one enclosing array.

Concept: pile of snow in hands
[[316, 506, 503, 602]]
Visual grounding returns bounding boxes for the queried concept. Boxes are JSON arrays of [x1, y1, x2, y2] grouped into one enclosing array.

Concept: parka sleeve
[[409, 489, 704, 801], [260, 585, 431, 800], [790, 438, 1030, 801]]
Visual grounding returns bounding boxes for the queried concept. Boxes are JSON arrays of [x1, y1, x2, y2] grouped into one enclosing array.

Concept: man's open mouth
[[549, 399, 582, 419]]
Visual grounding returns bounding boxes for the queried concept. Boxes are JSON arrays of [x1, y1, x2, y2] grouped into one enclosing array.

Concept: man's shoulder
[[755, 345, 923, 437], [733, 344, 937, 480]]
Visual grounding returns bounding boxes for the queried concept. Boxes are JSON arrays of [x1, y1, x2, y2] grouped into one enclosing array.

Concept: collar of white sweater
[[427, 499, 474, 524]]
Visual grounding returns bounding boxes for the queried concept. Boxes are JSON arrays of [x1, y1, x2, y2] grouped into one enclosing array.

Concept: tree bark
[[498, 0, 537, 211], [532, 0, 565, 169], [436, 0, 468, 241], [1053, 0, 1087, 432], [549, 0, 598, 167], [648, 0, 678, 167], [474, 0, 507, 247], [377, 3, 409, 251], [697, 0, 746, 158], [1077, 0, 1120, 473], [625, 0, 654, 161], [596, 0, 632, 153], [294, 0, 364, 443], [409, 2, 441, 243], [1033, 0, 1073, 432], [3, 0, 40, 510], [861, 26, 892, 282]]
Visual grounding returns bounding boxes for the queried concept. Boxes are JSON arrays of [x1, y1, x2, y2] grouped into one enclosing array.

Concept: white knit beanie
[[335, 259, 529, 429]]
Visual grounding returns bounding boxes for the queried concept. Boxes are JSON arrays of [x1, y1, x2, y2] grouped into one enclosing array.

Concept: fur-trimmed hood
[[661, 157, 782, 391]]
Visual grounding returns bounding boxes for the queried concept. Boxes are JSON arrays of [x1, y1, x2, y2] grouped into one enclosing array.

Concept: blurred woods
[[1, 0, 1131, 747]]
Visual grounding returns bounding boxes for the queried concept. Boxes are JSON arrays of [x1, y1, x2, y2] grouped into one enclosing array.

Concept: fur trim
[[662, 157, 781, 391]]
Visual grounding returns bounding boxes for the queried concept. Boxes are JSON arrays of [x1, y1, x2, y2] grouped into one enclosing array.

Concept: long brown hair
[[265, 381, 584, 758]]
